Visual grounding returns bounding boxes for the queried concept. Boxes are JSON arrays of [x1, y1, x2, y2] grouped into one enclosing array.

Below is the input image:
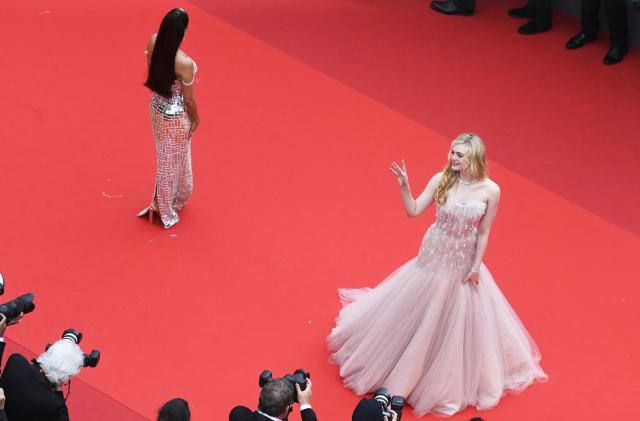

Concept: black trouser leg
[[516, 1, 534, 17], [533, 0, 552, 27], [603, 0, 628, 48], [453, 0, 475, 12], [581, 0, 601, 37]]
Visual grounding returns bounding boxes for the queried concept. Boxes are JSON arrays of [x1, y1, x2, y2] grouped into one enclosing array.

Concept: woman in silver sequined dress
[[328, 134, 547, 417], [138, 8, 200, 228]]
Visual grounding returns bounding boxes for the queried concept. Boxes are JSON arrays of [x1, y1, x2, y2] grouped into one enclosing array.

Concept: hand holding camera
[[295, 379, 312, 406], [384, 410, 397, 421], [0, 312, 25, 336]]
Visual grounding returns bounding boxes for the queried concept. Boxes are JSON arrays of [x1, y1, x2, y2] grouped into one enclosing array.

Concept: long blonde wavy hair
[[434, 133, 488, 205]]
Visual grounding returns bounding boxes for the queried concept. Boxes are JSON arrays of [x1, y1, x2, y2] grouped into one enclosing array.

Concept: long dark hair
[[157, 398, 190, 421], [145, 8, 189, 97]]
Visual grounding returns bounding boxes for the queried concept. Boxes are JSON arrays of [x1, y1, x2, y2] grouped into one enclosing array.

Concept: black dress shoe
[[508, 5, 533, 19], [565, 31, 596, 49], [430, 0, 474, 16], [603, 47, 628, 65], [517, 20, 550, 35]]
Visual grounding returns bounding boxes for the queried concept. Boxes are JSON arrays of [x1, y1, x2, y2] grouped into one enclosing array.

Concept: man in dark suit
[[0, 326, 84, 421], [565, 0, 629, 64], [229, 378, 317, 421]]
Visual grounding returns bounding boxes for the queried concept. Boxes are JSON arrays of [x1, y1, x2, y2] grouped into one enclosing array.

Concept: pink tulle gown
[[328, 201, 547, 416]]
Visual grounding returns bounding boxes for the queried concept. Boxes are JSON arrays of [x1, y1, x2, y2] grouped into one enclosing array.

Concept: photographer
[[229, 379, 317, 421], [158, 398, 190, 421], [0, 330, 86, 421], [352, 388, 403, 421], [0, 314, 14, 421], [352, 398, 397, 421]]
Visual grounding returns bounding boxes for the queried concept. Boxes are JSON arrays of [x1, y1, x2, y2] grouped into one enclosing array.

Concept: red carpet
[[1, 0, 639, 420], [188, 0, 640, 236]]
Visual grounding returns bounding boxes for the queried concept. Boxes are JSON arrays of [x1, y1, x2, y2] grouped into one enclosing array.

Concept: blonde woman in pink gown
[[328, 134, 547, 416]]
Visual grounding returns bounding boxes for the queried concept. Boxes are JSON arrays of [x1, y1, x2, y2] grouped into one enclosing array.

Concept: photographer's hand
[[0, 312, 24, 338], [7, 312, 23, 326], [296, 379, 313, 406], [0, 315, 6, 337], [0, 387, 5, 409]]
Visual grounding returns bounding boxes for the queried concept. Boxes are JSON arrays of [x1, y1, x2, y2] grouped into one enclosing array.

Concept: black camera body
[[374, 388, 405, 421], [0, 273, 36, 321], [259, 369, 310, 402], [46, 328, 101, 368]]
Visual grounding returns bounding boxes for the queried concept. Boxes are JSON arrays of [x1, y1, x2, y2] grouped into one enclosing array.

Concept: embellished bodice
[[434, 201, 486, 237], [151, 79, 186, 116], [417, 202, 487, 269]]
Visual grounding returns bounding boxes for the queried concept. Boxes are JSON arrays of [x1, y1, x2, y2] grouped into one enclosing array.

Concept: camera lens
[[373, 387, 391, 407]]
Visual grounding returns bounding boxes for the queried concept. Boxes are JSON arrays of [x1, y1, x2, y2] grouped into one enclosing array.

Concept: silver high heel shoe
[[137, 206, 157, 224]]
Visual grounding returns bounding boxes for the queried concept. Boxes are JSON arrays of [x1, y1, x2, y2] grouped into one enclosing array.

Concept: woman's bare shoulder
[[175, 52, 195, 83], [176, 51, 194, 66], [482, 178, 500, 197], [175, 53, 194, 76], [429, 171, 445, 185]]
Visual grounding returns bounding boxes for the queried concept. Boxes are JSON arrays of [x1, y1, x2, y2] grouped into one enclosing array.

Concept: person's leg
[[508, 1, 533, 19], [533, 0, 552, 28], [603, 0, 629, 48], [174, 141, 193, 210], [566, 0, 599, 48], [453, 0, 475, 13], [601, 0, 628, 64], [581, 0, 601, 37], [516, 0, 551, 34]]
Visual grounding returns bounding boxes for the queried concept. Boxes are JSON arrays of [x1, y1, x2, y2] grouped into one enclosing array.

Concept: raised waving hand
[[390, 160, 409, 188]]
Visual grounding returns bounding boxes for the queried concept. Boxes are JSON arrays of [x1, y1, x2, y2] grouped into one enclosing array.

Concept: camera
[[259, 369, 310, 402], [0, 272, 36, 321], [373, 388, 405, 421], [46, 328, 101, 368]]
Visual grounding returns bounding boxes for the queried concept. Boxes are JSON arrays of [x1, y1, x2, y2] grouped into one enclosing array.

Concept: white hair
[[36, 339, 84, 385]]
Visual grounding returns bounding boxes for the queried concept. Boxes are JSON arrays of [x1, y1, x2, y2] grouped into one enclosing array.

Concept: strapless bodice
[[417, 201, 487, 269], [435, 201, 487, 237]]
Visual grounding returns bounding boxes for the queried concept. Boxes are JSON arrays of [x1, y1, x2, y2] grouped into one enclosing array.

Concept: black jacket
[[0, 343, 70, 421], [229, 405, 318, 421]]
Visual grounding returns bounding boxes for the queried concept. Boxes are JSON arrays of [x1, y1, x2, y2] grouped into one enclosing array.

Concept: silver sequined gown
[[328, 201, 547, 416], [147, 77, 194, 228]]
